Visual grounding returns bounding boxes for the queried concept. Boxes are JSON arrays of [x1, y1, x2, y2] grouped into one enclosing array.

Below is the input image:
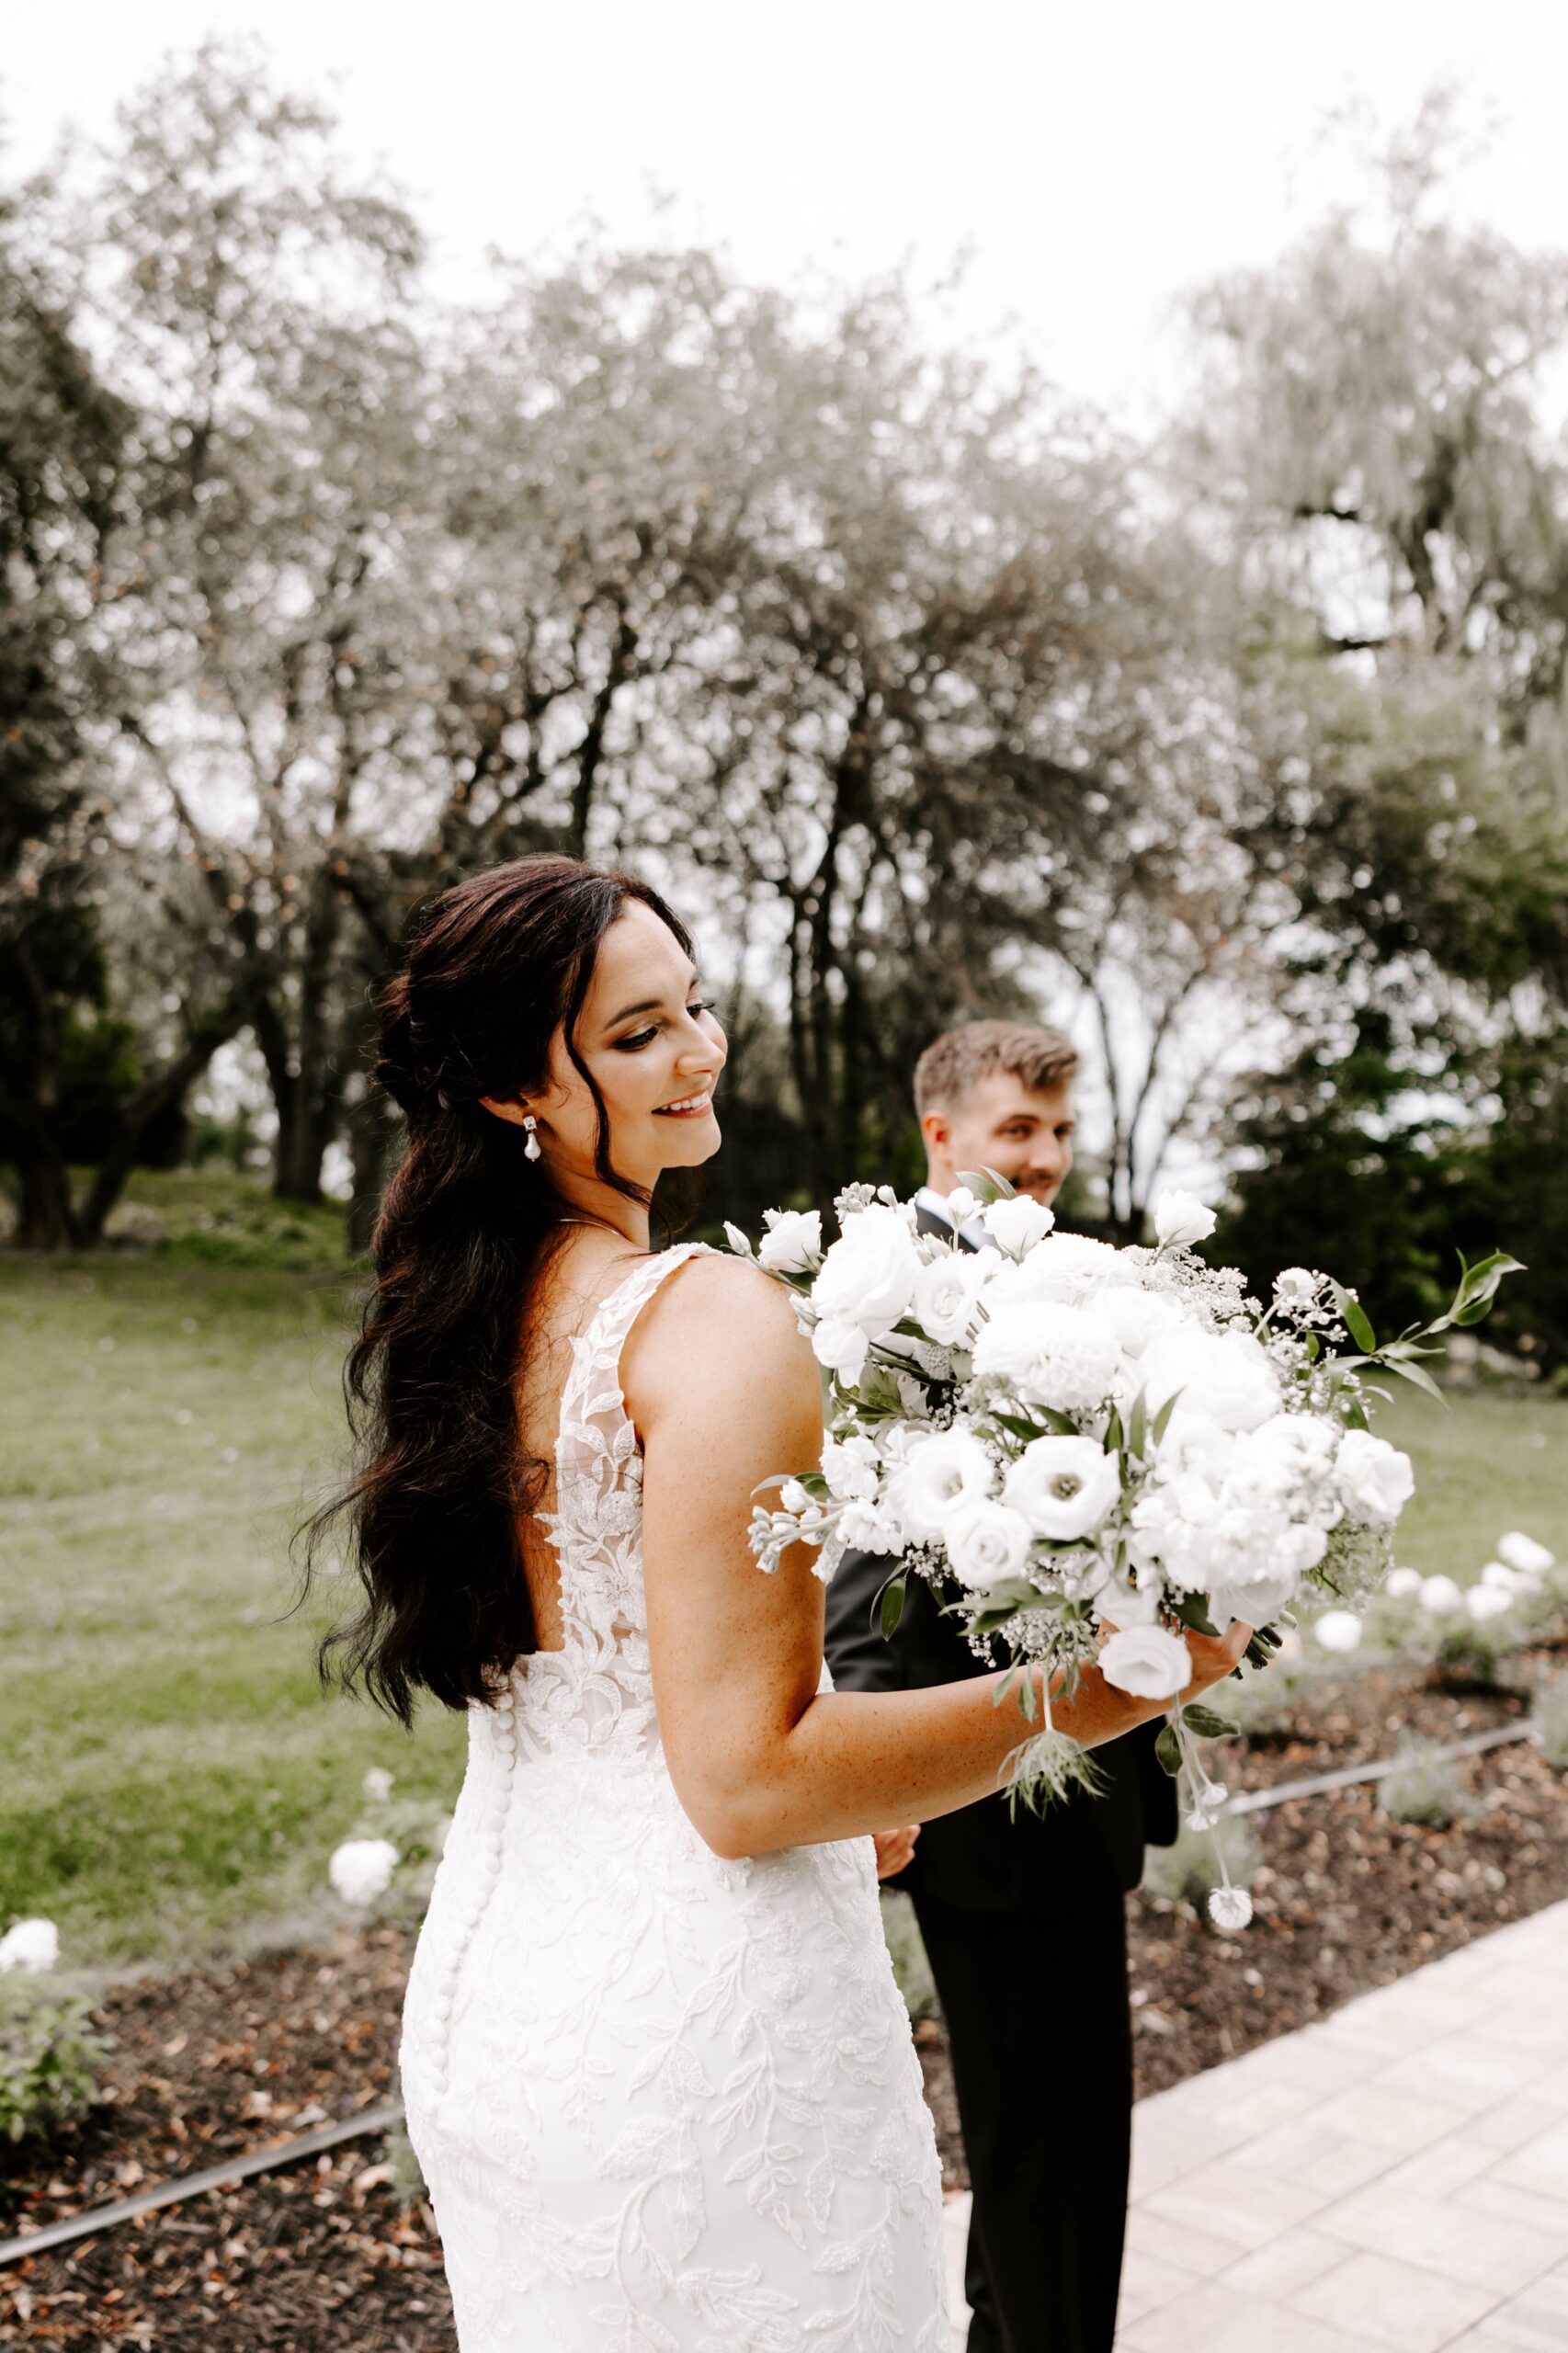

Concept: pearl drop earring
[[523, 1113, 541, 1162]]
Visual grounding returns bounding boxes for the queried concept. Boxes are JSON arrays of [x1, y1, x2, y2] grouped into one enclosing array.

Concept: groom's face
[[924, 1071, 1076, 1206]]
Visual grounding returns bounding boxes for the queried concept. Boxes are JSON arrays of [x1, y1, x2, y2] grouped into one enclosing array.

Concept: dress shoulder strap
[[558, 1243, 709, 1445]]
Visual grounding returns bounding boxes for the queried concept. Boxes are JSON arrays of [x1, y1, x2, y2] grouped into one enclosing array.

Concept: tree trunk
[[8, 1141, 78, 1250], [271, 1073, 328, 1203], [346, 1088, 398, 1256]]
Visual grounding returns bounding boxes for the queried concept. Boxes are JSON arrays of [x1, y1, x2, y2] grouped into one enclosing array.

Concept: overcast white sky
[[7, 0, 1568, 424], [9, 2, 1567, 1187]]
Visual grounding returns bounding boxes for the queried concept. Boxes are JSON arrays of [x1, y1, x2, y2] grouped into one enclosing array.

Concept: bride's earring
[[523, 1113, 541, 1162]]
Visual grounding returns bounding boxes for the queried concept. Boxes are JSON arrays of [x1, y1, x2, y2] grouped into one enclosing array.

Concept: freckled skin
[[486, 910, 1249, 1859]]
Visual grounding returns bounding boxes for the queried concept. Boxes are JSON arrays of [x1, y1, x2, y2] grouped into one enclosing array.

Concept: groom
[[824, 1019, 1176, 2353]]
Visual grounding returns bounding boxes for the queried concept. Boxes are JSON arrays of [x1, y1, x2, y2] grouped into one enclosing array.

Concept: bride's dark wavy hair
[[302, 855, 695, 1726]]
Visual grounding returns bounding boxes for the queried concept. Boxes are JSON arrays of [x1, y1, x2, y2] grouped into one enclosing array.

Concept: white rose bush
[[731, 1172, 1521, 1925]]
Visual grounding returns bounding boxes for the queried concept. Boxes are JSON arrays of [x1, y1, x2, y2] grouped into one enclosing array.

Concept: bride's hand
[[1176, 1620, 1253, 1705]]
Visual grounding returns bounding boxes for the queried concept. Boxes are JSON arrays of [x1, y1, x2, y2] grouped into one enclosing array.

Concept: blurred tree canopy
[[0, 56, 1562, 1366]]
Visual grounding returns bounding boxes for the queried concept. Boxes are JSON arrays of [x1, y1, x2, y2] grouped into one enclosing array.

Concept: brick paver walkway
[[942, 1895, 1568, 2349]]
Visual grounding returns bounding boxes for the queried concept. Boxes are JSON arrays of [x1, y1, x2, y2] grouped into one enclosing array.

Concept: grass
[[0, 1174, 466, 1968], [3, 1172, 1566, 1968]]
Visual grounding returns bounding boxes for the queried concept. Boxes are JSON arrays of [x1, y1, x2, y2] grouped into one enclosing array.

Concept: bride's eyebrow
[[604, 966, 700, 1028]]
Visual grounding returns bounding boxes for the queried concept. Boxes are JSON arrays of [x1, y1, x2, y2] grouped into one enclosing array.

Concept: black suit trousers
[[914, 1885, 1132, 2353]]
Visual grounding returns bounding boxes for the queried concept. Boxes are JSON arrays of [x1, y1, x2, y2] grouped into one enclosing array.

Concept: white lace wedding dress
[[401, 1244, 948, 2351]]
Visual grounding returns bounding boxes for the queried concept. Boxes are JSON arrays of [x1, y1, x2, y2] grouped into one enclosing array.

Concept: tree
[[62, 43, 432, 1203], [0, 184, 238, 1246], [1180, 102, 1568, 1346]]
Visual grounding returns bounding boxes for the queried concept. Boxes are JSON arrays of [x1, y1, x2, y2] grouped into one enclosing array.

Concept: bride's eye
[[615, 998, 716, 1051]]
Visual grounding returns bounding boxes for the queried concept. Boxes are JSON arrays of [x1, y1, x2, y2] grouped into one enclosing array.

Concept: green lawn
[[0, 1177, 467, 1968], [2, 1176, 1565, 1968]]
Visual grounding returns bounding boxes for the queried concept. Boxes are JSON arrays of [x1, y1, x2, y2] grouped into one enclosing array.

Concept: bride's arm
[[630, 1256, 1246, 1862]]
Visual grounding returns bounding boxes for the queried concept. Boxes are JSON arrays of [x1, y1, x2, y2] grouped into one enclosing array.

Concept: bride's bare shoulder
[[624, 1247, 812, 1413]]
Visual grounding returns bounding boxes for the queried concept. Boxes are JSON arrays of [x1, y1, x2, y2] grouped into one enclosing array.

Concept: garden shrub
[[1533, 1672, 1568, 1770], [0, 1980, 103, 2150], [1379, 1734, 1474, 1829]]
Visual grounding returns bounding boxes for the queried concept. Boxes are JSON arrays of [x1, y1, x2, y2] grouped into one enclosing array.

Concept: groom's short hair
[[915, 1019, 1078, 1118]]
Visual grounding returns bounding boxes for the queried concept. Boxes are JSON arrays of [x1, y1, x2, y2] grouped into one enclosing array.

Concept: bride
[[313, 855, 1248, 2351]]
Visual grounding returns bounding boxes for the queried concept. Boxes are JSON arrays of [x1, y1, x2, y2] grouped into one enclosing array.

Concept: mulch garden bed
[[5, 1648, 1567, 2339]]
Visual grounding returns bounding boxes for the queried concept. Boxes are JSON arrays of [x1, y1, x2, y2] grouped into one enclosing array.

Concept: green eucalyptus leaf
[[1154, 1722, 1183, 1778], [992, 1411, 1047, 1443], [1181, 1703, 1240, 1741], [1150, 1391, 1183, 1446], [1330, 1280, 1377, 1354], [1377, 1354, 1447, 1404]]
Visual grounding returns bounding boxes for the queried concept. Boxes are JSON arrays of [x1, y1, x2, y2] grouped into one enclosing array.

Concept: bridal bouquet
[[726, 1177, 1519, 1926]]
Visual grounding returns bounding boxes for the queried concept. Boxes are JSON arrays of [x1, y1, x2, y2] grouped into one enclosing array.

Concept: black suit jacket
[[823, 1200, 1176, 1915]]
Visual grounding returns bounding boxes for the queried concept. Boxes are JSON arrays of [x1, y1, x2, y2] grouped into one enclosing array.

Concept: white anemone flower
[[1002, 1437, 1122, 1540], [892, 1428, 995, 1542]]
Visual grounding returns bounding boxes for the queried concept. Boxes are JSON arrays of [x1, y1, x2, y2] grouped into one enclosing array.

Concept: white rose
[[971, 1301, 1122, 1415], [1092, 1569, 1165, 1628], [1245, 1412, 1337, 1470], [1419, 1574, 1464, 1616], [1098, 1624, 1191, 1699], [328, 1837, 399, 1907], [944, 1499, 1033, 1591], [979, 1194, 1056, 1256], [1140, 1326, 1281, 1435], [912, 1250, 993, 1346], [1467, 1584, 1514, 1622], [758, 1208, 824, 1273], [812, 1317, 870, 1385], [820, 1434, 881, 1502], [1335, 1429, 1415, 1524], [1207, 1557, 1309, 1626], [811, 1206, 921, 1336], [1128, 1473, 1222, 1593], [0, 1917, 60, 1973], [1153, 1189, 1218, 1247], [1496, 1530, 1554, 1578], [1003, 1437, 1122, 1540], [361, 1767, 394, 1804], [1272, 1267, 1320, 1311], [1313, 1609, 1363, 1654], [892, 1428, 995, 1541], [1093, 1286, 1187, 1358], [1385, 1564, 1422, 1599], [1153, 1407, 1239, 1479]]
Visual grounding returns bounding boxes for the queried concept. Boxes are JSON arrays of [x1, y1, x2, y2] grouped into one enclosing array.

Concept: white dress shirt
[[913, 1185, 996, 1252]]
